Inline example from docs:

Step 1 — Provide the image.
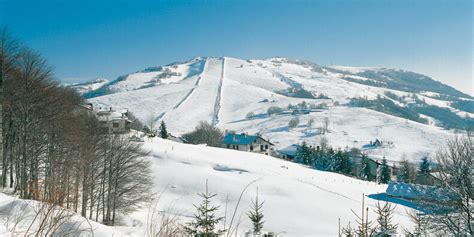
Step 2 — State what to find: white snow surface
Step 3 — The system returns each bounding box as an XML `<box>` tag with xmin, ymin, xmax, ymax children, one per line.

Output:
<box><xmin>87</xmin><ymin>57</ymin><xmax>461</xmax><ymax>163</ymax></box>
<box><xmin>0</xmin><ymin>138</ymin><xmax>415</xmax><ymax>236</ymax></box>
<box><xmin>68</xmin><ymin>78</ymin><xmax>109</xmax><ymax>95</ymax></box>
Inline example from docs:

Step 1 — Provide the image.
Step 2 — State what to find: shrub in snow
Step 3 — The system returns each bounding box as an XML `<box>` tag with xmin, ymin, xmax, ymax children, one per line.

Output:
<box><xmin>267</xmin><ymin>106</ymin><xmax>283</xmax><ymax>115</ymax></box>
<box><xmin>246</xmin><ymin>112</ymin><xmax>256</xmax><ymax>119</ymax></box>
<box><xmin>288</xmin><ymin>117</ymin><xmax>300</xmax><ymax>129</ymax></box>
<box><xmin>307</xmin><ymin>118</ymin><xmax>315</xmax><ymax>127</ymax></box>
<box><xmin>182</xmin><ymin>121</ymin><xmax>223</xmax><ymax>147</ymax></box>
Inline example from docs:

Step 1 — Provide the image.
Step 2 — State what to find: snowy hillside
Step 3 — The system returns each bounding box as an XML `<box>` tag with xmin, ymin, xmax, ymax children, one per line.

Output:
<box><xmin>68</xmin><ymin>78</ymin><xmax>110</xmax><ymax>95</ymax></box>
<box><xmin>0</xmin><ymin>138</ymin><xmax>416</xmax><ymax>236</ymax></box>
<box><xmin>85</xmin><ymin>57</ymin><xmax>472</xmax><ymax>163</ymax></box>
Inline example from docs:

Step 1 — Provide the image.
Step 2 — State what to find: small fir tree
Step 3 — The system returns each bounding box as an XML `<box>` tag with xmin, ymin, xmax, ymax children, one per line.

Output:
<box><xmin>418</xmin><ymin>156</ymin><xmax>430</xmax><ymax>175</ymax></box>
<box><xmin>247</xmin><ymin>189</ymin><xmax>265</xmax><ymax>234</ymax></box>
<box><xmin>295</xmin><ymin>141</ymin><xmax>313</xmax><ymax>165</ymax></box>
<box><xmin>360</xmin><ymin>154</ymin><xmax>374</xmax><ymax>181</ymax></box>
<box><xmin>185</xmin><ymin>181</ymin><xmax>224</xmax><ymax>236</ymax></box>
<box><xmin>396</xmin><ymin>159</ymin><xmax>411</xmax><ymax>183</ymax></box>
<box><xmin>374</xmin><ymin>202</ymin><xmax>398</xmax><ymax>236</ymax></box>
<box><xmin>159</xmin><ymin>120</ymin><xmax>169</xmax><ymax>139</ymax></box>
<box><xmin>340</xmin><ymin>152</ymin><xmax>353</xmax><ymax>175</ymax></box>
<box><xmin>376</xmin><ymin>157</ymin><xmax>391</xmax><ymax>184</ymax></box>
<box><xmin>341</xmin><ymin>223</ymin><xmax>355</xmax><ymax>237</ymax></box>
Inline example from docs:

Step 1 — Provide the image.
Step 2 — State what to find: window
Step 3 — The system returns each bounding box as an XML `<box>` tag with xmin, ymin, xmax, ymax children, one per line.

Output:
<box><xmin>265</xmin><ymin>145</ymin><xmax>268</xmax><ymax>150</ymax></box>
<box><xmin>260</xmin><ymin>145</ymin><xmax>264</xmax><ymax>150</ymax></box>
<box><xmin>113</xmin><ymin>123</ymin><xmax>119</xmax><ymax>128</ymax></box>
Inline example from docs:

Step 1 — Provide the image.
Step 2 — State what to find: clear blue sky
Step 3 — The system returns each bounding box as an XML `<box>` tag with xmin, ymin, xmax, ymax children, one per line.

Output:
<box><xmin>1</xmin><ymin>0</ymin><xmax>472</xmax><ymax>94</ymax></box>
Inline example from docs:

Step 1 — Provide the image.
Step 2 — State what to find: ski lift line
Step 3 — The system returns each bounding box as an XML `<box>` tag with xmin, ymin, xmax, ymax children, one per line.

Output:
<box><xmin>157</xmin><ymin>60</ymin><xmax>209</xmax><ymax>122</ymax></box>
<box><xmin>212</xmin><ymin>58</ymin><xmax>225</xmax><ymax>126</ymax></box>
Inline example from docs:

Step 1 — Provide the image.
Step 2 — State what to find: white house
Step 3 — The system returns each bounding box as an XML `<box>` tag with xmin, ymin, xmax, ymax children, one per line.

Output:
<box><xmin>221</xmin><ymin>133</ymin><xmax>273</xmax><ymax>155</ymax></box>
<box><xmin>95</xmin><ymin>107</ymin><xmax>132</xmax><ymax>134</ymax></box>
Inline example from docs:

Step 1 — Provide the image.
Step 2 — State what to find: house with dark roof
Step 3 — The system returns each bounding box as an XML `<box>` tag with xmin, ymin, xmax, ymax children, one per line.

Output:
<box><xmin>222</xmin><ymin>133</ymin><xmax>273</xmax><ymax>155</ymax></box>
<box><xmin>277</xmin><ymin>144</ymin><xmax>300</xmax><ymax>160</ymax></box>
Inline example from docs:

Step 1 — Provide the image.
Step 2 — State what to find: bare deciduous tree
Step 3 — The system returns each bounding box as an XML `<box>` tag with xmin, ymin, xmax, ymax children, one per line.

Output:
<box><xmin>1</xmin><ymin>30</ymin><xmax>152</xmax><ymax>229</ymax></box>
<box><xmin>428</xmin><ymin>134</ymin><xmax>473</xmax><ymax>235</ymax></box>
<box><xmin>182</xmin><ymin>121</ymin><xmax>223</xmax><ymax>147</ymax></box>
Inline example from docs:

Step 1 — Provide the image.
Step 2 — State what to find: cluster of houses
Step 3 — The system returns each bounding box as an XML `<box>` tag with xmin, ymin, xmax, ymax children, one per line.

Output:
<box><xmin>77</xmin><ymin>104</ymin><xmax>132</xmax><ymax>134</ymax></box>
<box><xmin>77</xmin><ymin>103</ymin><xmax>441</xmax><ymax>187</ymax></box>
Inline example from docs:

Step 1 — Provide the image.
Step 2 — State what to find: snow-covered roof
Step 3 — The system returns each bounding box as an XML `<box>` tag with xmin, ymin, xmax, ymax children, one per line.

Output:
<box><xmin>386</xmin><ymin>182</ymin><xmax>459</xmax><ymax>202</ymax></box>
<box><xmin>223</xmin><ymin>134</ymin><xmax>258</xmax><ymax>145</ymax></box>
<box><xmin>96</xmin><ymin>110</ymin><xmax>128</xmax><ymax>122</ymax></box>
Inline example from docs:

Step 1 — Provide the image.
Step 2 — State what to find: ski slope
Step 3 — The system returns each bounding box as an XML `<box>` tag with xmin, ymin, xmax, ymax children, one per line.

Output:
<box><xmin>87</xmin><ymin>57</ymin><xmax>466</xmax><ymax>164</ymax></box>
<box><xmin>162</xmin><ymin>58</ymin><xmax>224</xmax><ymax>132</ymax></box>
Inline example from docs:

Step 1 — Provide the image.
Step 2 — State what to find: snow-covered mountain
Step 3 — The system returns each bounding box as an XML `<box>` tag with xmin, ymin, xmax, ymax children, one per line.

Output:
<box><xmin>68</xmin><ymin>78</ymin><xmax>110</xmax><ymax>95</ymax></box>
<box><xmin>81</xmin><ymin>57</ymin><xmax>473</xmax><ymax>163</ymax></box>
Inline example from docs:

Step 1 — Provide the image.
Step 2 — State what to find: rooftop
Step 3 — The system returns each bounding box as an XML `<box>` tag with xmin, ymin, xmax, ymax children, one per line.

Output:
<box><xmin>277</xmin><ymin>144</ymin><xmax>300</xmax><ymax>156</ymax></box>
<box><xmin>222</xmin><ymin>133</ymin><xmax>258</xmax><ymax>145</ymax></box>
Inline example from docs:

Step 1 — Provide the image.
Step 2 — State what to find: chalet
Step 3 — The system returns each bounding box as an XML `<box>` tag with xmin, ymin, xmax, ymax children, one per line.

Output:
<box><xmin>277</xmin><ymin>144</ymin><xmax>300</xmax><ymax>160</ymax></box>
<box><xmin>168</xmin><ymin>134</ymin><xmax>185</xmax><ymax>143</ymax></box>
<box><xmin>368</xmin><ymin>182</ymin><xmax>460</xmax><ymax>213</ymax></box>
<box><xmin>222</xmin><ymin>133</ymin><xmax>273</xmax><ymax>155</ymax></box>
<box><xmin>351</xmin><ymin>155</ymin><xmax>398</xmax><ymax>180</ymax></box>
<box><xmin>95</xmin><ymin>107</ymin><xmax>132</xmax><ymax>134</ymax></box>
<box><xmin>415</xmin><ymin>172</ymin><xmax>442</xmax><ymax>186</ymax></box>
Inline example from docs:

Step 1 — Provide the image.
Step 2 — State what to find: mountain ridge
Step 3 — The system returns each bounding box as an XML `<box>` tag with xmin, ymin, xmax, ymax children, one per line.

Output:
<box><xmin>72</xmin><ymin>56</ymin><xmax>472</xmax><ymax>163</ymax></box>
<box><xmin>79</xmin><ymin>56</ymin><xmax>472</xmax><ymax>100</ymax></box>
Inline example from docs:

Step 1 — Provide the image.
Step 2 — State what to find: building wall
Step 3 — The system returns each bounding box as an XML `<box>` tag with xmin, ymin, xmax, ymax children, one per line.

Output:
<box><xmin>223</xmin><ymin>143</ymin><xmax>250</xmax><ymax>152</ymax></box>
<box><xmin>250</xmin><ymin>138</ymin><xmax>272</xmax><ymax>154</ymax></box>
<box><xmin>99</xmin><ymin>119</ymin><xmax>130</xmax><ymax>134</ymax></box>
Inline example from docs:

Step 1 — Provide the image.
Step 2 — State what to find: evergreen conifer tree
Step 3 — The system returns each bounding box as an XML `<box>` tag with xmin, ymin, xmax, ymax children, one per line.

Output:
<box><xmin>396</xmin><ymin>159</ymin><xmax>411</xmax><ymax>183</ymax></box>
<box><xmin>159</xmin><ymin>120</ymin><xmax>169</xmax><ymax>139</ymax></box>
<box><xmin>376</xmin><ymin>157</ymin><xmax>391</xmax><ymax>184</ymax></box>
<box><xmin>185</xmin><ymin>181</ymin><xmax>224</xmax><ymax>236</ymax></box>
<box><xmin>418</xmin><ymin>156</ymin><xmax>430</xmax><ymax>175</ymax></box>
<box><xmin>340</xmin><ymin>152</ymin><xmax>353</xmax><ymax>175</ymax></box>
<box><xmin>295</xmin><ymin>141</ymin><xmax>313</xmax><ymax>165</ymax></box>
<box><xmin>360</xmin><ymin>154</ymin><xmax>374</xmax><ymax>181</ymax></box>
<box><xmin>374</xmin><ymin>202</ymin><xmax>398</xmax><ymax>236</ymax></box>
<box><xmin>247</xmin><ymin>189</ymin><xmax>265</xmax><ymax>234</ymax></box>
<box><xmin>332</xmin><ymin>150</ymin><xmax>343</xmax><ymax>172</ymax></box>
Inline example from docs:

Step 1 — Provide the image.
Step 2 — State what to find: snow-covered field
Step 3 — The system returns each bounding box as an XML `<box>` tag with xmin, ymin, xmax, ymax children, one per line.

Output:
<box><xmin>87</xmin><ymin>57</ymin><xmax>464</xmax><ymax>164</ymax></box>
<box><xmin>0</xmin><ymin>138</ymin><xmax>416</xmax><ymax>236</ymax></box>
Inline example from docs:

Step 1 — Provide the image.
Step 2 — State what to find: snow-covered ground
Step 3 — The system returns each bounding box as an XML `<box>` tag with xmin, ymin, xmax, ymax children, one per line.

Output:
<box><xmin>88</xmin><ymin>56</ymin><xmax>464</xmax><ymax>164</ymax></box>
<box><xmin>68</xmin><ymin>78</ymin><xmax>110</xmax><ymax>95</ymax></box>
<box><xmin>0</xmin><ymin>138</ymin><xmax>416</xmax><ymax>236</ymax></box>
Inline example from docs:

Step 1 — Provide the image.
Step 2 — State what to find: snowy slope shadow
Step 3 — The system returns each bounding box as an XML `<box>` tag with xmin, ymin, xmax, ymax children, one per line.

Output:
<box><xmin>213</xmin><ymin>164</ymin><xmax>248</xmax><ymax>173</ymax></box>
